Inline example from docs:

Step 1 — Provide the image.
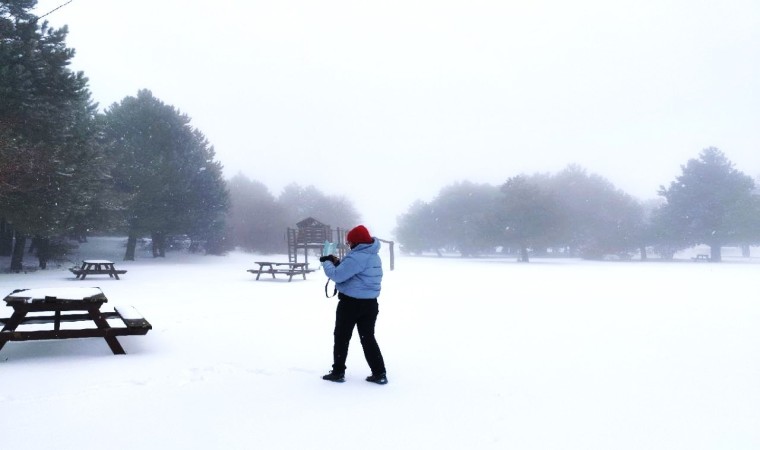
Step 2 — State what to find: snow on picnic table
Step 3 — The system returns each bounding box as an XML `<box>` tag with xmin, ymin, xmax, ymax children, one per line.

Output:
<box><xmin>5</xmin><ymin>286</ymin><xmax>104</xmax><ymax>301</ymax></box>
<box><xmin>1</xmin><ymin>239</ymin><xmax>759</xmax><ymax>450</ymax></box>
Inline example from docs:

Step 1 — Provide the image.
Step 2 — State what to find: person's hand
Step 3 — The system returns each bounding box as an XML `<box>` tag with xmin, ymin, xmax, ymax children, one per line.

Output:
<box><xmin>320</xmin><ymin>255</ymin><xmax>340</xmax><ymax>265</ymax></box>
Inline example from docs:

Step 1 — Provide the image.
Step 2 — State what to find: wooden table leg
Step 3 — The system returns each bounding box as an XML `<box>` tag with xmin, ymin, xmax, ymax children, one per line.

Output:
<box><xmin>78</xmin><ymin>262</ymin><xmax>88</xmax><ymax>279</ymax></box>
<box><xmin>0</xmin><ymin>309</ymin><xmax>28</xmax><ymax>352</ymax></box>
<box><xmin>87</xmin><ymin>306</ymin><xmax>126</xmax><ymax>355</ymax></box>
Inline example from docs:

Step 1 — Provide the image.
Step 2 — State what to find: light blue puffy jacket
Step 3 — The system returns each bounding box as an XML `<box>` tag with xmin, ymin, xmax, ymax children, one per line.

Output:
<box><xmin>322</xmin><ymin>238</ymin><xmax>383</xmax><ymax>299</ymax></box>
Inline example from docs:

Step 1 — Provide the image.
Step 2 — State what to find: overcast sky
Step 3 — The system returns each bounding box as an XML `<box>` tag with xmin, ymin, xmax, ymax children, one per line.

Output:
<box><xmin>33</xmin><ymin>0</ymin><xmax>760</xmax><ymax>238</ymax></box>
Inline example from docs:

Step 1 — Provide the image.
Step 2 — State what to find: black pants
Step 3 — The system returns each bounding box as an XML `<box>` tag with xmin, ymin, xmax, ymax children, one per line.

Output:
<box><xmin>332</xmin><ymin>294</ymin><xmax>386</xmax><ymax>375</ymax></box>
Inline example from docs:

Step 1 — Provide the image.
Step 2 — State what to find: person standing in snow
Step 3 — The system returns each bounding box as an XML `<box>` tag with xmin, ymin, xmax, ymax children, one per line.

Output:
<box><xmin>319</xmin><ymin>224</ymin><xmax>387</xmax><ymax>385</ymax></box>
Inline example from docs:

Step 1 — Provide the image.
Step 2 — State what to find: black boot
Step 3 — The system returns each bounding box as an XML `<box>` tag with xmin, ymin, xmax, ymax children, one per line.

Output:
<box><xmin>365</xmin><ymin>373</ymin><xmax>387</xmax><ymax>385</ymax></box>
<box><xmin>322</xmin><ymin>370</ymin><xmax>345</xmax><ymax>383</ymax></box>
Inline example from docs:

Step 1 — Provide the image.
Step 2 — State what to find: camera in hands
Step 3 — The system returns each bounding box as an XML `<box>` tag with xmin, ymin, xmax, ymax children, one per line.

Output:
<box><xmin>319</xmin><ymin>255</ymin><xmax>340</xmax><ymax>266</ymax></box>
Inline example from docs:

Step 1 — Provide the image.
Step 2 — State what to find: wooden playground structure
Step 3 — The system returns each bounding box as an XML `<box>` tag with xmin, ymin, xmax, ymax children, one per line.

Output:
<box><xmin>286</xmin><ymin>218</ymin><xmax>394</xmax><ymax>270</ymax></box>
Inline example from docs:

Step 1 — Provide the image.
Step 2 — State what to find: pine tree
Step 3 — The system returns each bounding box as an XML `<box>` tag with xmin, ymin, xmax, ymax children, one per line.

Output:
<box><xmin>1</xmin><ymin>1</ymin><xmax>105</xmax><ymax>270</ymax></box>
<box><xmin>657</xmin><ymin>147</ymin><xmax>760</xmax><ymax>261</ymax></box>
<box><xmin>548</xmin><ymin>165</ymin><xmax>644</xmax><ymax>259</ymax></box>
<box><xmin>500</xmin><ymin>175</ymin><xmax>559</xmax><ymax>262</ymax></box>
<box><xmin>102</xmin><ymin>90</ymin><xmax>229</xmax><ymax>259</ymax></box>
<box><xmin>226</xmin><ymin>174</ymin><xmax>287</xmax><ymax>253</ymax></box>
<box><xmin>277</xmin><ymin>183</ymin><xmax>360</xmax><ymax>230</ymax></box>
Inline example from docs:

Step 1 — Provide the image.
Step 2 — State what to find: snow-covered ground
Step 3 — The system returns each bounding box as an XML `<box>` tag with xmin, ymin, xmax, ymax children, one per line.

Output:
<box><xmin>1</xmin><ymin>238</ymin><xmax>758</xmax><ymax>449</ymax></box>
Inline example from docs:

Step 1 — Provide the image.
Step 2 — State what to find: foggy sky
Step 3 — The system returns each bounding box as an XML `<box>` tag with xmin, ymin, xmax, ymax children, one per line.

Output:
<box><xmin>33</xmin><ymin>0</ymin><xmax>760</xmax><ymax>238</ymax></box>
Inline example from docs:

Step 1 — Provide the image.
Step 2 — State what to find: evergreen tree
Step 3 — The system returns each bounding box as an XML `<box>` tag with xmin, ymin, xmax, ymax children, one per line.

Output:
<box><xmin>549</xmin><ymin>165</ymin><xmax>644</xmax><ymax>259</ymax></box>
<box><xmin>499</xmin><ymin>175</ymin><xmax>559</xmax><ymax>262</ymax></box>
<box><xmin>1</xmin><ymin>1</ymin><xmax>105</xmax><ymax>270</ymax></box>
<box><xmin>226</xmin><ymin>173</ymin><xmax>287</xmax><ymax>253</ymax></box>
<box><xmin>657</xmin><ymin>147</ymin><xmax>760</xmax><ymax>261</ymax></box>
<box><xmin>394</xmin><ymin>200</ymin><xmax>439</xmax><ymax>255</ymax></box>
<box><xmin>102</xmin><ymin>90</ymin><xmax>229</xmax><ymax>259</ymax></box>
<box><xmin>277</xmin><ymin>183</ymin><xmax>360</xmax><ymax>230</ymax></box>
<box><xmin>648</xmin><ymin>200</ymin><xmax>688</xmax><ymax>259</ymax></box>
<box><xmin>180</xmin><ymin>128</ymin><xmax>230</xmax><ymax>254</ymax></box>
<box><xmin>427</xmin><ymin>181</ymin><xmax>501</xmax><ymax>256</ymax></box>
<box><xmin>635</xmin><ymin>198</ymin><xmax>665</xmax><ymax>260</ymax></box>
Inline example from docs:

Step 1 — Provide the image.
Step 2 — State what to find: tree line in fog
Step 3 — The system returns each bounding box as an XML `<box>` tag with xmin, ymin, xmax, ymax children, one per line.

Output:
<box><xmin>395</xmin><ymin>148</ymin><xmax>760</xmax><ymax>262</ymax></box>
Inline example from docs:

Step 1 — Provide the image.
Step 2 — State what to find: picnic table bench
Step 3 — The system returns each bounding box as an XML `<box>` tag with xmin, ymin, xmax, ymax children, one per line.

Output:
<box><xmin>248</xmin><ymin>261</ymin><xmax>315</xmax><ymax>282</ymax></box>
<box><xmin>692</xmin><ymin>254</ymin><xmax>710</xmax><ymax>262</ymax></box>
<box><xmin>0</xmin><ymin>287</ymin><xmax>151</xmax><ymax>355</ymax></box>
<box><xmin>70</xmin><ymin>259</ymin><xmax>127</xmax><ymax>280</ymax></box>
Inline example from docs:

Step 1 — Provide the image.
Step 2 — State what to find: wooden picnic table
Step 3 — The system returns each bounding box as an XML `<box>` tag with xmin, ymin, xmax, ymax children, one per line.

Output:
<box><xmin>0</xmin><ymin>287</ymin><xmax>151</xmax><ymax>355</ymax></box>
<box><xmin>70</xmin><ymin>259</ymin><xmax>127</xmax><ymax>280</ymax></box>
<box><xmin>248</xmin><ymin>261</ymin><xmax>315</xmax><ymax>282</ymax></box>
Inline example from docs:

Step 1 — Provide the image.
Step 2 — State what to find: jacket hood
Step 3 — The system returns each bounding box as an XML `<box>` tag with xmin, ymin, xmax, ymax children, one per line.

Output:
<box><xmin>353</xmin><ymin>237</ymin><xmax>381</xmax><ymax>254</ymax></box>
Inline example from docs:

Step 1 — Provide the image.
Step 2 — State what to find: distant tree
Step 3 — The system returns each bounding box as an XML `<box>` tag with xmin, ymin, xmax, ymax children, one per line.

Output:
<box><xmin>549</xmin><ymin>165</ymin><xmax>644</xmax><ymax>259</ymax></box>
<box><xmin>277</xmin><ymin>183</ymin><xmax>360</xmax><ymax>230</ymax></box>
<box><xmin>657</xmin><ymin>147</ymin><xmax>760</xmax><ymax>261</ymax></box>
<box><xmin>278</xmin><ymin>184</ymin><xmax>322</xmax><ymax>224</ymax></box>
<box><xmin>316</xmin><ymin>194</ymin><xmax>362</xmax><ymax>232</ymax></box>
<box><xmin>394</xmin><ymin>200</ymin><xmax>440</xmax><ymax>255</ymax></box>
<box><xmin>634</xmin><ymin>198</ymin><xmax>663</xmax><ymax>260</ymax></box>
<box><xmin>0</xmin><ymin>2</ymin><xmax>105</xmax><ymax>270</ymax></box>
<box><xmin>181</xmin><ymin>128</ymin><xmax>230</xmax><ymax>254</ymax></box>
<box><xmin>427</xmin><ymin>181</ymin><xmax>501</xmax><ymax>256</ymax></box>
<box><xmin>499</xmin><ymin>175</ymin><xmax>559</xmax><ymax>262</ymax></box>
<box><xmin>648</xmin><ymin>202</ymin><xmax>689</xmax><ymax>259</ymax></box>
<box><xmin>226</xmin><ymin>173</ymin><xmax>287</xmax><ymax>253</ymax></box>
<box><xmin>102</xmin><ymin>90</ymin><xmax>229</xmax><ymax>259</ymax></box>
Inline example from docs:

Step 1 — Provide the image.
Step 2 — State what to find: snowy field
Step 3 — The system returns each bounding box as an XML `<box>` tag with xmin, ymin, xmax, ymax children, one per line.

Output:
<box><xmin>1</xmin><ymin>237</ymin><xmax>759</xmax><ymax>450</ymax></box>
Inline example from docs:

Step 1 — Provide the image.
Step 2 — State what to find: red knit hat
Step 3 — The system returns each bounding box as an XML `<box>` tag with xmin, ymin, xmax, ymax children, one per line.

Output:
<box><xmin>346</xmin><ymin>225</ymin><xmax>372</xmax><ymax>245</ymax></box>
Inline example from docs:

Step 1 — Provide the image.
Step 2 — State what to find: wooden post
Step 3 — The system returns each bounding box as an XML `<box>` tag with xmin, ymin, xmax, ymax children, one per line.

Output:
<box><xmin>378</xmin><ymin>238</ymin><xmax>395</xmax><ymax>271</ymax></box>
